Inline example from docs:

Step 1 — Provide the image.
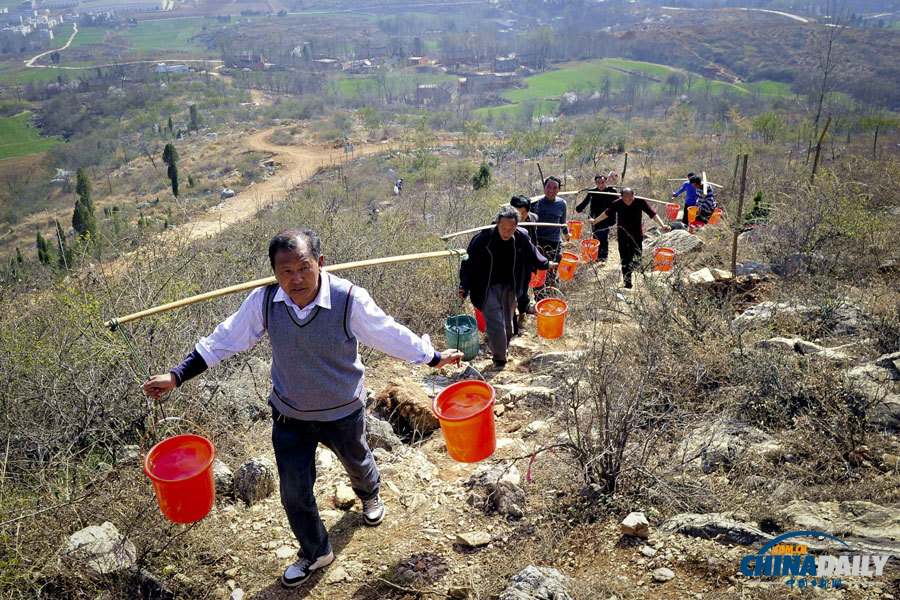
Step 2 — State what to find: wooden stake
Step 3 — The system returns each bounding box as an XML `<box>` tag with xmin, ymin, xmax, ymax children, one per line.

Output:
<box><xmin>621</xmin><ymin>153</ymin><xmax>628</xmax><ymax>183</ymax></box>
<box><xmin>104</xmin><ymin>248</ymin><xmax>466</xmax><ymax>328</ymax></box>
<box><xmin>537</xmin><ymin>162</ymin><xmax>545</xmax><ymax>186</ymax></box>
<box><xmin>730</xmin><ymin>154</ymin><xmax>749</xmax><ymax>277</ymax></box>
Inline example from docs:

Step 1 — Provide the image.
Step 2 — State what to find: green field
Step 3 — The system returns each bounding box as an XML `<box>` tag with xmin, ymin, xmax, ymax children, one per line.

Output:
<box><xmin>0</xmin><ymin>112</ymin><xmax>62</xmax><ymax>160</ymax></box>
<box><xmin>117</xmin><ymin>18</ymin><xmax>213</xmax><ymax>53</ymax></box>
<box><xmin>0</xmin><ymin>67</ymin><xmax>92</xmax><ymax>83</ymax></box>
<box><xmin>51</xmin><ymin>24</ymin><xmax>107</xmax><ymax>49</ymax></box>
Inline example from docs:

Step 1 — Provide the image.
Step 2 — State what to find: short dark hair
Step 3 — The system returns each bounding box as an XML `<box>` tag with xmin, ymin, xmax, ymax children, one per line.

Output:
<box><xmin>689</xmin><ymin>175</ymin><xmax>702</xmax><ymax>185</ymax></box>
<box><xmin>269</xmin><ymin>228</ymin><xmax>321</xmax><ymax>269</ymax></box>
<box><xmin>543</xmin><ymin>175</ymin><xmax>561</xmax><ymax>187</ymax></box>
<box><xmin>510</xmin><ymin>194</ymin><xmax>531</xmax><ymax>209</ymax></box>
<box><xmin>496</xmin><ymin>204</ymin><xmax>520</xmax><ymax>222</ymax></box>
<box><xmin>687</xmin><ymin>172</ymin><xmax>696</xmax><ymax>179</ymax></box>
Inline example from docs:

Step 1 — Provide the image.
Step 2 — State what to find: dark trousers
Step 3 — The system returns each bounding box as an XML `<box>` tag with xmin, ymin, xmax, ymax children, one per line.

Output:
<box><xmin>618</xmin><ymin>236</ymin><xmax>642</xmax><ymax>286</ymax></box>
<box><xmin>592</xmin><ymin>226</ymin><xmax>610</xmax><ymax>261</ymax></box>
<box><xmin>535</xmin><ymin>238</ymin><xmax>561</xmax><ymax>299</ymax></box>
<box><xmin>483</xmin><ymin>283</ymin><xmax>516</xmax><ymax>362</ymax></box>
<box><xmin>271</xmin><ymin>405</ymin><xmax>379</xmax><ymax>561</ymax></box>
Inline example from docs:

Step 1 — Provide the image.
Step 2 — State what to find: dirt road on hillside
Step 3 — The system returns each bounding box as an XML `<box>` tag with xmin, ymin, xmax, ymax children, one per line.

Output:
<box><xmin>178</xmin><ymin>129</ymin><xmax>397</xmax><ymax>241</ymax></box>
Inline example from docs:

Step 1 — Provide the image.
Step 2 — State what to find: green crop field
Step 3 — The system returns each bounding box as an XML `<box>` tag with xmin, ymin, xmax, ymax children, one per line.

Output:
<box><xmin>51</xmin><ymin>25</ymin><xmax>107</xmax><ymax>49</ymax></box>
<box><xmin>118</xmin><ymin>18</ymin><xmax>213</xmax><ymax>53</ymax></box>
<box><xmin>0</xmin><ymin>67</ymin><xmax>92</xmax><ymax>83</ymax></box>
<box><xmin>501</xmin><ymin>61</ymin><xmax>628</xmax><ymax>103</ymax></box>
<box><xmin>0</xmin><ymin>112</ymin><xmax>62</xmax><ymax>160</ymax></box>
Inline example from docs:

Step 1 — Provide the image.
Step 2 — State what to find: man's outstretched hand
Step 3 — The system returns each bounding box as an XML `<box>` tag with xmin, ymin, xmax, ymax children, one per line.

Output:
<box><xmin>141</xmin><ymin>373</ymin><xmax>177</xmax><ymax>400</ymax></box>
<box><xmin>436</xmin><ymin>349</ymin><xmax>465</xmax><ymax>368</ymax></box>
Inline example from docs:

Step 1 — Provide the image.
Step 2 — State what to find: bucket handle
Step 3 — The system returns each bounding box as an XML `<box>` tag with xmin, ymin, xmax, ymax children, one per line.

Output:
<box><xmin>140</xmin><ymin>416</ymin><xmax>212</xmax><ymax>465</ymax></box>
<box><xmin>540</xmin><ymin>286</ymin><xmax>564</xmax><ymax>301</ymax></box>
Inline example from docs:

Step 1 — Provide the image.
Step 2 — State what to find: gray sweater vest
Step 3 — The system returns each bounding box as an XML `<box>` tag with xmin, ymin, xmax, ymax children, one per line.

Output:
<box><xmin>263</xmin><ymin>276</ymin><xmax>365</xmax><ymax>422</ymax></box>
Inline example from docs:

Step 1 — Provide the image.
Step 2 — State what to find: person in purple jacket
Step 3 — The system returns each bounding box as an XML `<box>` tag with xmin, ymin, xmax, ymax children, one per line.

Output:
<box><xmin>142</xmin><ymin>228</ymin><xmax>463</xmax><ymax>588</ymax></box>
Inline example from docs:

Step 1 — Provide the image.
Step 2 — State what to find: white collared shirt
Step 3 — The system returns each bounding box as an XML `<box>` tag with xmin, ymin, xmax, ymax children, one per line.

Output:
<box><xmin>195</xmin><ymin>272</ymin><xmax>436</xmax><ymax>368</ymax></box>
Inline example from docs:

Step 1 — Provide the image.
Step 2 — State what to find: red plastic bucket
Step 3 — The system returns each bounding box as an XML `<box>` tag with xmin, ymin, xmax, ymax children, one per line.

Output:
<box><xmin>535</xmin><ymin>297</ymin><xmax>568</xmax><ymax>339</ymax></box>
<box><xmin>666</xmin><ymin>203</ymin><xmax>679</xmax><ymax>220</ymax></box>
<box><xmin>581</xmin><ymin>239</ymin><xmax>600</xmax><ymax>262</ymax></box>
<box><xmin>708</xmin><ymin>208</ymin><xmax>722</xmax><ymax>225</ymax></box>
<box><xmin>653</xmin><ymin>247</ymin><xmax>675</xmax><ymax>272</ymax></box>
<box><xmin>143</xmin><ymin>419</ymin><xmax>216</xmax><ymax>524</ymax></box>
<box><xmin>432</xmin><ymin>380</ymin><xmax>496</xmax><ymax>463</ymax></box>
<box><xmin>567</xmin><ymin>220</ymin><xmax>583</xmax><ymax>239</ymax></box>
<box><xmin>529</xmin><ymin>269</ymin><xmax>547</xmax><ymax>288</ymax></box>
<box><xmin>558</xmin><ymin>252</ymin><xmax>579</xmax><ymax>281</ymax></box>
<box><xmin>474</xmin><ymin>308</ymin><xmax>486</xmax><ymax>332</ymax></box>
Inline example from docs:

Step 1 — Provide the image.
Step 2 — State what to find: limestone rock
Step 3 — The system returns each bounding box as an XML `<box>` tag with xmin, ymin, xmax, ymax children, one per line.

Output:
<box><xmin>273</xmin><ymin>545</ymin><xmax>296</xmax><ymax>559</ymax></box>
<box><xmin>234</xmin><ymin>457</ymin><xmax>277</xmax><ymax>504</ymax></box>
<box><xmin>366</xmin><ymin>413</ymin><xmax>402</xmax><ymax>451</ymax></box>
<box><xmin>652</xmin><ymin>567</ymin><xmax>675</xmax><ymax>583</ymax></box>
<box><xmin>621</xmin><ymin>512</ymin><xmax>650</xmax><ymax>538</ymax></box>
<box><xmin>652</xmin><ymin>229</ymin><xmax>703</xmax><ymax>254</ymax></box>
<box><xmin>687</xmin><ymin>268</ymin><xmax>716</xmax><ymax>285</ymax></box>
<box><xmin>735</xmin><ymin>260</ymin><xmax>772</xmax><ymax>276</ymax></box>
<box><xmin>779</xmin><ymin>500</ymin><xmax>900</xmax><ymax>542</ymax></box>
<box><xmin>657</xmin><ymin>513</ymin><xmax>770</xmax><ymax>546</ymax></box>
<box><xmin>230</xmin><ymin>589</ymin><xmax>245</xmax><ymax>600</ymax></box>
<box><xmin>523</xmin><ymin>420</ymin><xmax>549</xmax><ymax>437</ymax></box>
<box><xmin>754</xmin><ymin>337</ymin><xmax>852</xmax><ymax>361</ymax></box>
<box><xmin>212</xmin><ymin>459</ymin><xmax>233</xmax><ymax>496</ymax></box>
<box><xmin>846</xmin><ymin>351</ymin><xmax>900</xmax><ymax>431</ymax></box>
<box><xmin>471</xmin><ymin>464</ymin><xmax>521</xmax><ymax>487</ymax></box>
<box><xmin>316</xmin><ymin>447</ymin><xmax>336</xmax><ymax>469</ymax></box>
<box><xmin>499</xmin><ymin>566</ymin><xmax>573</xmax><ymax>600</ymax></box>
<box><xmin>710</xmin><ymin>268</ymin><xmax>733</xmax><ymax>281</ymax></box>
<box><xmin>679</xmin><ymin>419</ymin><xmax>782</xmax><ymax>473</ymax></box>
<box><xmin>640</xmin><ymin>545</ymin><xmax>657</xmax><ymax>558</ymax></box>
<box><xmin>374</xmin><ymin>378</ymin><xmax>440</xmax><ymax>433</ymax></box>
<box><xmin>325</xmin><ymin>565</ymin><xmax>351</xmax><ymax>584</ymax></box>
<box><xmin>333</xmin><ymin>484</ymin><xmax>357</xmax><ymax>509</ymax></box>
<box><xmin>63</xmin><ymin>522</ymin><xmax>137</xmax><ymax>577</ymax></box>
<box><xmin>495</xmin><ymin>384</ymin><xmax>556</xmax><ymax>406</ymax></box>
<box><xmin>468</xmin><ymin>466</ymin><xmax>526</xmax><ymax>519</ymax></box>
<box><xmin>734</xmin><ymin>300</ymin><xmax>864</xmax><ymax>335</ymax></box>
<box><xmin>456</xmin><ymin>531</ymin><xmax>491</xmax><ymax>548</ymax></box>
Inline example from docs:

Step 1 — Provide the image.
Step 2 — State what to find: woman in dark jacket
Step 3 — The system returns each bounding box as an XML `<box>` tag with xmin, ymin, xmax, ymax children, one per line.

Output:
<box><xmin>459</xmin><ymin>205</ymin><xmax>551</xmax><ymax>367</ymax></box>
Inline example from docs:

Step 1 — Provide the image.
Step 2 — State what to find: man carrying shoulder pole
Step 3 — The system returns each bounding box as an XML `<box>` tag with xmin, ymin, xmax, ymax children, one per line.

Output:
<box><xmin>141</xmin><ymin>228</ymin><xmax>463</xmax><ymax>588</ymax></box>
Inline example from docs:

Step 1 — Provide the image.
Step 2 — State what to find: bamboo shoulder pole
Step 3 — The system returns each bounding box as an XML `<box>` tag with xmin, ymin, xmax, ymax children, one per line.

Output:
<box><xmin>561</xmin><ymin>190</ymin><xmax>669</xmax><ymax>206</ymax></box>
<box><xmin>440</xmin><ymin>222</ymin><xmax>567</xmax><ymax>241</ymax></box>
<box><xmin>104</xmin><ymin>248</ymin><xmax>466</xmax><ymax>328</ymax></box>
<box><xmin>667</xmin><ymin>179</ymin><xmax>723</xmax><ymax>188</ymax></box>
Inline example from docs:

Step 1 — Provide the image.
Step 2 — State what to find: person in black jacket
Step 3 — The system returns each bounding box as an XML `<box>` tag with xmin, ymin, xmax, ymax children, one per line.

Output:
<box><xmin>510</xmin><ymin>194</ymin><xmax>539</xmax><ymax>324</ymax></box>
<box><xmin>459</xmin><ymin>205</ymin><xmax>552</xmax><ymax>368</ymax></box>
<box><xmin>574</xmin><ymin>173</ymin><xmax>618</xmax><ymax>262</ymax></box>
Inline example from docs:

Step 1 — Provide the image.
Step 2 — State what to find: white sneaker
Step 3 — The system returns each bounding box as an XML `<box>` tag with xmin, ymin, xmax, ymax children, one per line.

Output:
<box><xmin>281</xmin><ymin>550</ymin><xmax>334</xmax><ymax>587</ymax></box>
<box><xmin>362</xmin><ymin>494</ymin><xmax>385</xmax><ymax>526</ymax></box>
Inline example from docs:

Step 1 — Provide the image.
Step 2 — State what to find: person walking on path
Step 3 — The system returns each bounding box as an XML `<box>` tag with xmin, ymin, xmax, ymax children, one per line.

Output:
<box><xmin>458</xmin><ymin>205</ymin><xmax>551</xmax><ymax>368</ymax></box>
<box><xmin>141</xmin><ymin>228</ymin><xmax>463</xmax><ymax>588</ymax></box>
<box><xmin>591</xmin><ymin>188</ymin><xmax>671</xmax><ymax>289</ymax></box>
<box><xmin>531</xmin><ymin>176</ymin><xmax>568</xmax><ymax>298</ymax></box>
<box><xmin>575</xmin><ymin>173</ymin><xmax>618</xmax><ymax>262</ymax></box>
<box><xmin>671</xmin><ymin>172</ymin><xmax>699</xmax><ymax>225</ymax></box>
<box><xmin>510</xmin><ymin>194</ymin><xmax>539</xmax><ymax>325</ymax></box>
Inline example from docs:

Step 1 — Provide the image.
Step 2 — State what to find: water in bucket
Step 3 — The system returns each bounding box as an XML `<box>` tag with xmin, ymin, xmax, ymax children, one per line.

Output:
<box><xmin>558</xmin><ymin>252</ymin><xmax>579</xmax><ymax>281</ymax></box>
<box><xmin>144</xmin><ymin>432</ymin><xmax>216</xmax><ymax>524</ymax></box>
<box><xmin>433</xmin><ymin>380</ymin><xmax>496</xmax><ymax>463</ymax></box>
<box><xmin>654</xmin><ymin>247</ymin><xmax>675</xmax><ymax>272</ymax></box>
<box><xmin>535</xmin><ymin>298</ymin><xmax>568</xmax><ymax>339</ymax></box>
<box><xmin>666</xmin><ymin>203</ymin><xmax>679</xmax><ymax>220</ymax></box>
<box><xmin>567</xmin><ymin>220</ymin><xmax>583</xmax><ymax>239</ymax></box>
<box><xmin>445</xmin><ymin>315</ymin><xmax>479</xmax><ymax>361</ymax></box>
<box><xmin>581</xmin><ymin>239</ymin><xmax>600</xmax><ymax>262</ymax></box>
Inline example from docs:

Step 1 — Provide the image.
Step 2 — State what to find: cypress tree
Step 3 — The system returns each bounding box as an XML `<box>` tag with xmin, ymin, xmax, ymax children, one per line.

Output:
<box><xmin>72</xmin><ymin>197</ymin><xmax>97</xmax><ymax>238</ymax></box>
<box><xmin>36</xmin><ymin>232</ymin><xmax>52</xmax><ymax>265</ymax></box>
<box><xmin>75</xmin><ymin>168</ymin><xmax>93</xmax><ymax>212</ymax></box>
<box><xmin>189</xmin><ymin>104</ymin><xmax>201</xmax><ymax>132</ymax></box>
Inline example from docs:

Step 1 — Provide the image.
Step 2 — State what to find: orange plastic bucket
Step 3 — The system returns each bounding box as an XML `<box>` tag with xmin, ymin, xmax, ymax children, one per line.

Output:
<box><xmin>474</xmin><ymin>308</ymin><xmax>486</xmax><ymax>332</ymax></box>
<box><xmin>558</xmin><ymin>252</ymin><xmax>579</xmax><ymax>281</ymax></box>
<box><xmin>143</xmin><ymin>418</ymin><xmax>216</xmax><ymax>524</ymax></box>
<box><xmin>581</xmin><ymin>238</ymin><xmax>600</xmax><ymax>262</ymax></box>
<box><xmin>432</xmin><ymin>380</ymin><xmax>496</xmax><ymax>463</ymax></box>
<box><xmin>687</xmin><ymin>205</ymin><xmax>698</xmax><ymax>223</ymax></box>
<box><xmin>529</xmin><ymin>269</ymin><xmax>547</xmax><ymax>288</ymax></box>
<box><xmin>666</xmin><ymin>203</ymin><xmax>679</xmax><ymax>220</ymax></box>
<box><xmin>653</xmin><ymin>247</ymin><xmax>675</xmax><ymax>272</ymax></box>
<box><xmin>535</xmin><ymin>297</ymin><xmax>568</xmax><ymax>339</ymax></box>
<box><xmin>708</xmin><ymin>208</ymin><xmax>722</xmax><ymax>225</ymax></box>
<box><xmin>567</xmin><ymin>220</ymin><xmax>583</xmax><ymax>239</ymax></box>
